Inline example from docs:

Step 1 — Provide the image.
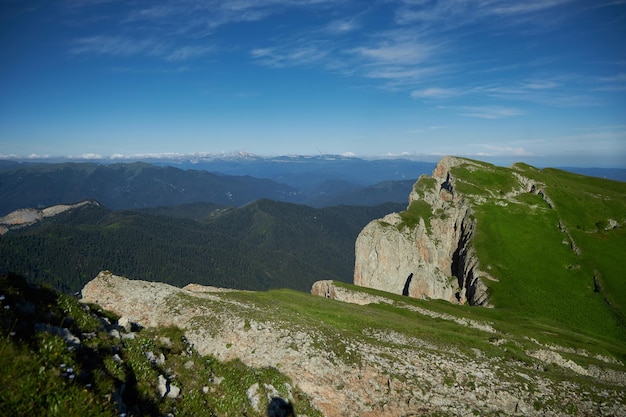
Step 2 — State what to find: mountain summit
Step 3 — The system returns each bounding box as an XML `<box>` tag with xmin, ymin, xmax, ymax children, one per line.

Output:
<box><xmin>354</xmin><ymin>156</ymin><xmax>626</xmax><ymax>336</ymax></box>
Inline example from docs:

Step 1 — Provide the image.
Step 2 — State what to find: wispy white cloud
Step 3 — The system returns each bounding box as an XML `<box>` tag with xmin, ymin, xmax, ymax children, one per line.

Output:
<box><xmin>70</xmin><ymin>35</ymin><xmax>167</xmax><ymax>57</ymax></box>
<box><xmin>68</xmin><ymin>153</ymin><xmax>103</xmax><ymax>159</ymax></box>
<box><xmin>70</xmin><ymin>35</ymin><xmax>214</xmax><ymax>62</ymax></box>
<box><xmin>351</xmin><ymin>41</ymin><xmax>431</xmax><ymax>65</ymax></box>
<box><xmin>594</xmin><ymin>72</ymin><xmax>626</xmax><ymax>91</ymax></box>
<box><xmin>469</xmin><ymin>76</ymin><xmax>603</xmax><ymax>107</ymax></box>
<box><xmin>64</xmin><ymin>0</ymin><xmax>622</xmax><ymax>110</ymax></box>
<box><xmin>407</xmin><ymin>125</ymin><xmax>447</xmax><ymax>134</ymax></box>
<box><xmin>454</xmin><ymin>105</ymin><xmax>524</xmax><ymax>119</ymax></box>
<box><xmin>519</xmin><ymin>79</ymin><xmax>561</xmax><ymax>90</ymax></box>
<box><xmin>395</xmin><ymin>0</ymin><xmax>579</xmax><ymax>29</ymax></box>
<box><xmin>487</xmin><ymin>0</ymin><xmax>574</xmax><ymax>16</ymax></box>
<box><xmin>64</xmin><ymin>0</ymin><xmax>121</xmax><ymax>8</ymax></box>
<box><xmin>250</xmin><ymin>43</ymin><xmax>330</xmax><ymax>68</ymax></box>
<box><xmin>411</xmin><ymin>87</ymin><xmax>460</xmax><ymax>99</ymax></box>
<box><xmin>474</xmin><ymin>144</ymin><xmax>534</xmax><ymax>157</ymax></box>
<box><xmin>166</xmin><ymin>45</ymin><xmax>214</xmax><ymax>61</ymax></box>
<box><xmin>325</xmin><ymin>18</ymin><xmax>358</xmax><ymax>34</ymax></box>
<box><xmin>558</xmin><ymin>126</ymin><xmax>626</xmax><ymax>143</ymax></box>
<box><xmin>68</xmin><ymin>0</ymin><xmax>342</xmax><ymax>66</ymax></box>
<box><xmin>340</xmin><ymin>29</ymin><xmax>446</xmax><ymax>89</ymax></box>
<box><xmin>123</xmin><ymin>0</ymin><xmax>339</xmax><ymax>31</ymax></box>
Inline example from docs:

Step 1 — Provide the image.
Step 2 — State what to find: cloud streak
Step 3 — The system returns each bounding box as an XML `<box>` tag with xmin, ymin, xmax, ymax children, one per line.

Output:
<box><xmin>394</xmin><ymin>0</ymin><xmax>579</xmax><ymax>28</ymax></box>
<box><xmin>70</xmin><ymin>35</ymin><xmax>214</xmax><ymax>62</ymax></box>
<box><xmin>411</xmin><ymin>87</ymin><xmax>460</xmax><ymax>99</ymax></box>
<box><xmin>456</xmin><ymin>105</ymin><xmax>524</xmax><ymax>119</ymax></box>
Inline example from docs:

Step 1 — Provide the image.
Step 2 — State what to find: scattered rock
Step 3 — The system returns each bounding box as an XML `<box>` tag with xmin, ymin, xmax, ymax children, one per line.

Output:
<box><xmin>159</xmin><ymin>336</ymin><xmax>173</xmax><ymax>349</ymax></box>
<box><xmin>117</xmin><ymin>316</ymin><xmax>132</xmax><ymax>332</ymax></box>
<box><xmin>145</xmin><ymin>351</ymin><xmax>157</xmax><ymax>364</ymax></box>
<box><xmin>157</xmin><ymin>374</ymin><xmax>180</xmax><ymax>399</ymax></box>
<box><xmin>246</xmin><ymin>383</ymin><xmax>262</xmax><ymax>411</ymax></box>
<box><xmin>34</xmin><ymin>323</ymin><xmax>80</xmax><ymax>345</ymax></box>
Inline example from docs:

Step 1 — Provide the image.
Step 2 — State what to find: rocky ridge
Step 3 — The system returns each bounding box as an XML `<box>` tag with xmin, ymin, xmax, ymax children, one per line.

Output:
<box><xmin>0</xmin><ymin>200</ymin><xmax>98</xmax><ymax>235</ymax></box>
<box><xmin>81</xmin><ymin>271</ymin><xmax>626</xmax><ymax>416</ymax></box>
<box><xmin>353</xmin><ymin>156</ymin><xmax>558</xmax><ymax>305</ymax></box>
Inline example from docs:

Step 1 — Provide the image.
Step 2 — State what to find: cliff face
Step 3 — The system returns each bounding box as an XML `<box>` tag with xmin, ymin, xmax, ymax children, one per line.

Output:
<box><xmin>354</xmin><ymin>156</ymin><xmax>490</xmax><ymax>305</ymax></box>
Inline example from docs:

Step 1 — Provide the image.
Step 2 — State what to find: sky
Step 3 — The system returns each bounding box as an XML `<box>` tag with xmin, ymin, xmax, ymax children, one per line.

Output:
<box><xmin>1</xmin><ymin>0</ymin><xmax>625</xmax><ymax>167</ymax></box>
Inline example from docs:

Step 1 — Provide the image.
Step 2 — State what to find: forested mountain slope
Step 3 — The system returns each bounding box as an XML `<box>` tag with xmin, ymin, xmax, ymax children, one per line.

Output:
<box><xmin>0</xmin><ymin>200</ymin><xmax>403</xmax><ymax>293</ymax></box>
<box><xmin>0</xmin><ymin>162</ymin><xmax>301</xmax><ymax>215</ymax></box>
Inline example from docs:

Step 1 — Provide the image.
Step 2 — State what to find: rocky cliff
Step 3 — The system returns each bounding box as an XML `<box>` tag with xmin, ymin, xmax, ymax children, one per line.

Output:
<box><xmin>354</xmin><ymin>155</ymin><xmax>569</xmax><ymax>306</ymax></box>
<box><xmin>354</xmin><ymin>156</ymin><xmax>491</xmax><ymax>305</ymax></box>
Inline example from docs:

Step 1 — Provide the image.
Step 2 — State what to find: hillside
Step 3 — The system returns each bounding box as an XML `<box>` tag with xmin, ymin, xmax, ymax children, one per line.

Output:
<box><xmin>0</xmin><ymin>162</ymin><xmax>301</xmax><ymax>215</ymax></box>
<box><xmin>355</xmin><ymin>156</ymin><xmax>626</xmax><ymax>345</ymax></box>
<box><xmin>0</xmin><ymin>200</ymin><xmax>404</xmax><ymax>293</ymax></box>
<box><xmin>0</xmin><ymin>273</ymin><xmax>321</xmax><ymax>416</ymax></box>
<box><xmin>4</xmin><ymin>270</ymin><xmax>624</xmax><ymax>416</ymax></box>
<box><xmin>41</xmin><ymin>271</ymin><xmax>626</xmax><ymax>416</ymax></box>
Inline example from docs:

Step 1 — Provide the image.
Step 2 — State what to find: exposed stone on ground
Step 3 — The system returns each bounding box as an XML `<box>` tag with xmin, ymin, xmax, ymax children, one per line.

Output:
<box><xmin>247</xmin><ymin>383</ymin><xmax>289</xmax><ymax>414</ymax></box>
<box><xmin>311</xmin><ymin>280</ymin><xmax>392</xmax><ymax>305</ymax></box>
<box><xmin>82</xmin><ymin>271</ymin><xmax>626</xmax><ymax>417</ymax></box>
<box><xmin>34</xmin><ymin>323</ymin><xmax>81</xmax><ymax>345</ymax></box>
<box><xmin>117</xmin><ymin>316</ymin><xmax>132</xmax><ymax>332</ymax></box>
<box><xmin>158</xmin><ymin>374</ymin><xmax>181</xmax><ymax>399</ymax></box>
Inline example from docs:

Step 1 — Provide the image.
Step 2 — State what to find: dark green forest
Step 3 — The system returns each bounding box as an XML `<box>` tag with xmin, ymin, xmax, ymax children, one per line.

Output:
<box><xmin>0</xmin><ymin>201</ymin><xmax>404</xmax><ymax>293</ymax></box>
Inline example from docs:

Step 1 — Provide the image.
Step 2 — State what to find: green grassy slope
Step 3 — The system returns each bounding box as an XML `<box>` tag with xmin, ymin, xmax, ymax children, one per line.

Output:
<box><xmin>447</xmin><ymin>159</ymin><xmax>626</xmax><ymax>344</ymax></box>
<box><xmin>0</xmin><ymin>274</ymin><xmax>320</xmax><ymax>416</ymax></box>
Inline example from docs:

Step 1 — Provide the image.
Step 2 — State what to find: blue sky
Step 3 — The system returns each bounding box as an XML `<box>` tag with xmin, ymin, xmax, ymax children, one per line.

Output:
<box><xmin>1</xmin><ymin>0</ymin><xmax>625</xmax><ymax>167</ymax></box>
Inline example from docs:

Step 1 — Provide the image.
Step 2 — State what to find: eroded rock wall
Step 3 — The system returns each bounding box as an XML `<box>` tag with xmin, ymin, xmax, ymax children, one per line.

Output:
<box><xmin>354</xmin><ymin>156</ymin><xmax>489</xmax><ymax>305</ymax></box>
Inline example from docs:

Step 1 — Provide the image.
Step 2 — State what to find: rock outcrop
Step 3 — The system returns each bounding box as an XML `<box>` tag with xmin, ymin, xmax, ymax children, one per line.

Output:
<box><xmin>354</xmin><ymin>156</ymin><xmax>489</xmax><ymax>305</ymax></box>
<box><xmin>0</xmin><ymin>200</ymin><xmax>99</xmax><ymax>235</ymax></box>
<box><xmin>81</xmin><ymin>271</ymin><xmax>626</xmax><ymax>416</ymax></box>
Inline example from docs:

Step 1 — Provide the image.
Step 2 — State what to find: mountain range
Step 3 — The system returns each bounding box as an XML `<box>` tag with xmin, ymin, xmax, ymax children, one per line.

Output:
<box><xmin>2</xmin><ymin>154</ymin><xmax>623</xmax><ymax>217</ymax></box>
<box><xmin>0</xmin><ymin>156</ymin><xmax>434</xmax><ymax>215</ymax></box>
